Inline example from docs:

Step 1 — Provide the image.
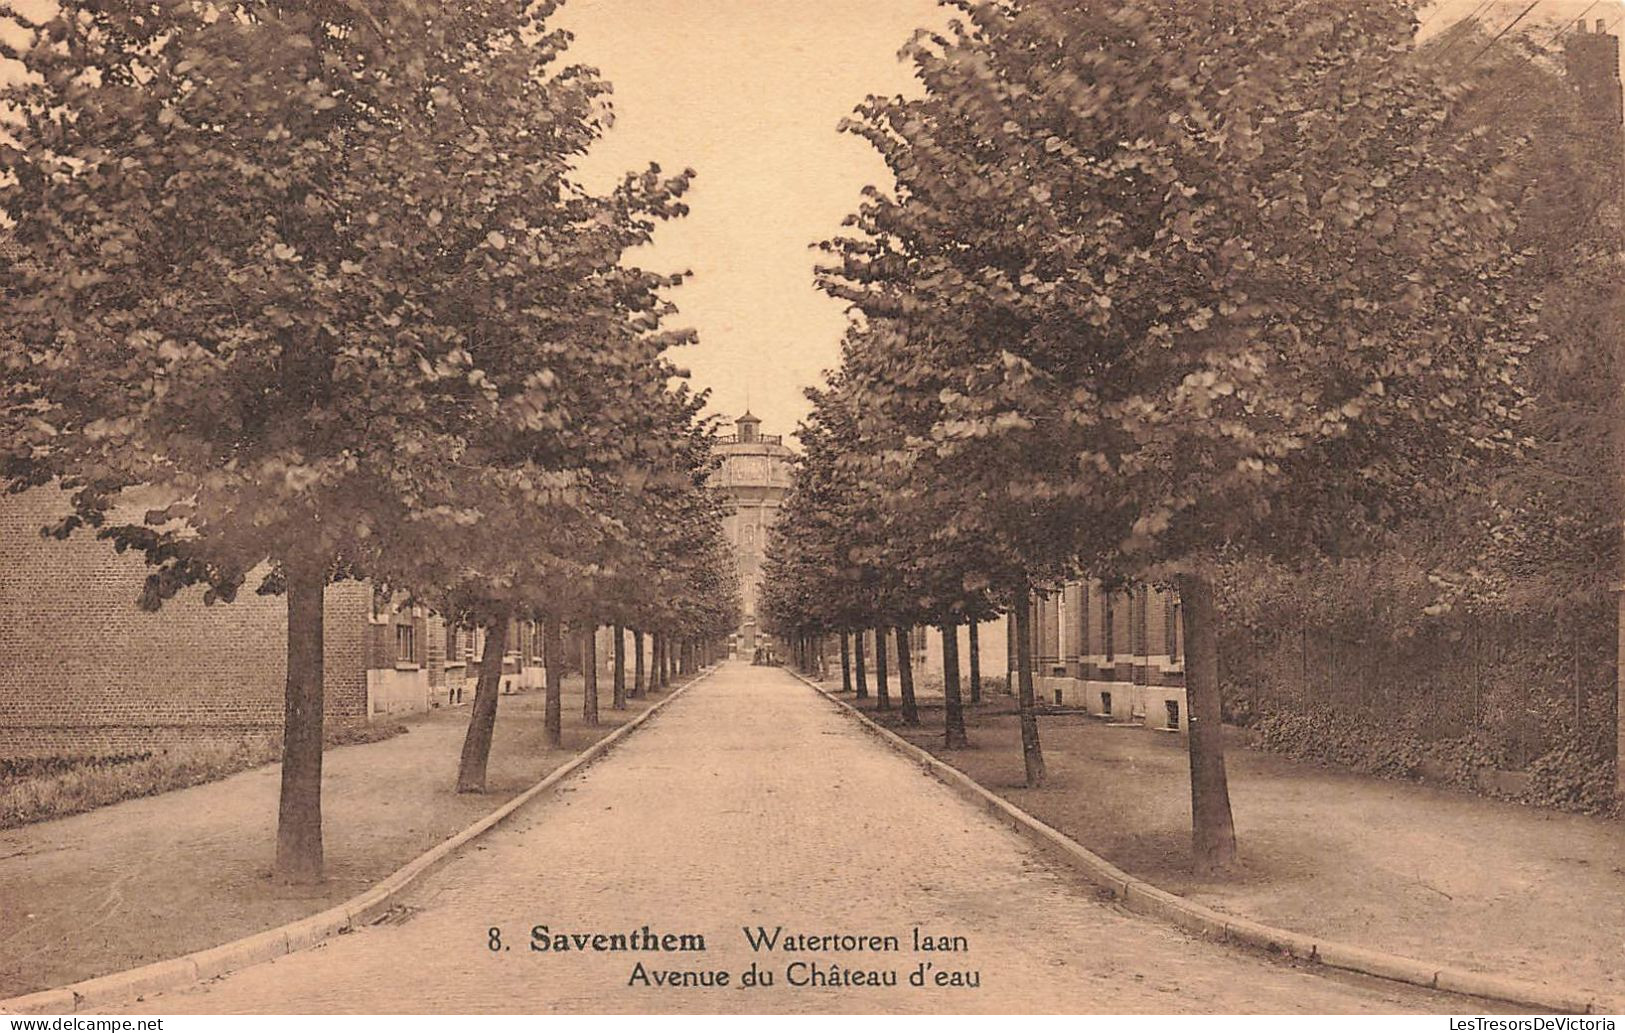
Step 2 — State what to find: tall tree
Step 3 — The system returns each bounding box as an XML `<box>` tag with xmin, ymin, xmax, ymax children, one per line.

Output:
<box><xmin>874</xmin><ymin>625</ymin><xmax>891</xmax><ymax>711</ymax></box>
<box><xmin>894</xmin><ymin>626</ymin><xmax>920</xmax><ymax>726</ymax></box>
<box><xmin>819</xmin><ymin>0</ymin><xmax>1539</xmax><ymax>867</ymax></box>
<box><xmin>0</xmin><ymin>0</ymin><xmax>693</xmax><ymax>880</ymax></box>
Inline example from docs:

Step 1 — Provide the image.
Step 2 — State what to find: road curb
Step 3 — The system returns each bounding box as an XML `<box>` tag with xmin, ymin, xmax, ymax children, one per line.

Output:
<box><xmin>790</xmin><ymin>670</ymin><xmax>1623</xmax><ymax>1016</ymax></box>
<box><xmin>0</xmin><ymin>666</ymin><xmax>719</xmax><ymax>1016</ymax></box>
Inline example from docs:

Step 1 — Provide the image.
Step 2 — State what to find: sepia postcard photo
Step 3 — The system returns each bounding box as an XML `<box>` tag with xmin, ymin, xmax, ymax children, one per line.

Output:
<box><xmin>0</xmin><ymin>0</ymin><xmax>1623</xmax><ymax>1021</ymax></box>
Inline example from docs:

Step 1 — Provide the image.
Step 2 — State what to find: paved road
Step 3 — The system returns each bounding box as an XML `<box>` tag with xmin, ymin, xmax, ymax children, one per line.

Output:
<box><xmin>114</xmin><ymin>662</ymin><xmax>1481</xmax><ymax>1014</ymax></box>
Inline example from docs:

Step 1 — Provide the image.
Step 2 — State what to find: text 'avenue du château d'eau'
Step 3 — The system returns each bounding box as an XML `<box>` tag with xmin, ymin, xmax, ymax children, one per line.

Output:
<box><xmin>513</xmin><ymin>924</ymin><xmax>980</xmax><ymax>991</ymax></box>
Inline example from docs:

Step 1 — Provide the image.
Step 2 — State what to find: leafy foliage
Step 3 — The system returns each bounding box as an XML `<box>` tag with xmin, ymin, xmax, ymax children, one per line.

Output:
<box><xmin>0</xmin><ymin>0</ymin><xmax>738</xmax><ymax>872</ymax></box>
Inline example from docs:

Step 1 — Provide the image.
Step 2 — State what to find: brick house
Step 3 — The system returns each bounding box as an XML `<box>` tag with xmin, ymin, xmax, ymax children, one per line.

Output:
<box><xmin>892</xmin><ymin>581</ymin><xmax>1185</xmax><ymax>733</ymax></box>
<box><xmin>0</xmin><ymin>485</ymin><xmax>543</xmax><ymax>759</ymax></box>
<box><xmin>1021</xmin><ymin>580</ymin><xmax>1189</xmax><ymax>733</ymax></box>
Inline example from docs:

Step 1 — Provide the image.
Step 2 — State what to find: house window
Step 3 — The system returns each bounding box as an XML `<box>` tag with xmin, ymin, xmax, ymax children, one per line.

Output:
<box><xmin>1101</xmin><ymin>690</ymin><xmax>1113</xmax><ymax>716</ymax></box>
<box><xmin>1135</xmin><ymin>585</ymin><xmax>1149</xmax><ymax>657</ymax></box>
<box><xmin>1166</xmin><ymin>699</ymin><xmax>1180</xmax><ymax>730</ymax></box>
<box><xmin>1079</xmin><ymin>585</ymin><xmax>1090</xmax><ymax>660</ymax></box>
<box><xmin>395</xmin><ymin>623</ymin><xmax>416</xmax><ymax>665</ymax></box>
<box><xmin>1103</xmin><ymin>592</ymin><xmax>1114</xmax><ymax>662</ymax></box>
<box><xmin>1167</xmin><ymin>600</ymin><xmax>1181</xmax><ymax>662</ymax></box>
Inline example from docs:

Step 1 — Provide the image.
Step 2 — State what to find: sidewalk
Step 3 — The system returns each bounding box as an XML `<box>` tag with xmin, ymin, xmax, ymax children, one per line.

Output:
<box><xmin>95</xmin><ymin>662</ymin><xmax>1483</xmax><ymax>1015</ymax></box>
<box><xmin>822</xmin><ymin>675</ymin><xmax>1625</xmax><ymax>1003</ymax></box>
<box><xmin>0</xmin><ymin>674</ymin><xmax>686</xmax><ymax>999</ymax></box>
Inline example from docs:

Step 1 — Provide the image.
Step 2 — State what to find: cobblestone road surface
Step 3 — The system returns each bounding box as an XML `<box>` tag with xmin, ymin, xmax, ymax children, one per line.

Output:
<box><xmin>114</xmin><ymin>663</ymin><xmax>1486</xmax><ymax>1014</ymax></box>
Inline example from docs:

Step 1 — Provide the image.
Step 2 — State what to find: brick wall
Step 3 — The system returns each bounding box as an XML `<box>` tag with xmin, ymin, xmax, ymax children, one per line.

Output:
<box><xmin>0</xmin><ymin>486</ymin><xmax>370</xmax><ymax>758</ymax></box>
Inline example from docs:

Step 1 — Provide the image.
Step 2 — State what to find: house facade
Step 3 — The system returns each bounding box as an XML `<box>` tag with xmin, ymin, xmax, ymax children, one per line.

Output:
<box><xmin>897</xmin><ymin>581</ymin><xmax>1186</xmax><ymax>733</ymax></box>
<box><xmin>1021</xmin><ymin>580</ymin><xmax>1188</xmax><ymax>732</ymax></box>
<box><xmin>0</xmin><ymin>484</ymin><xmax>545</xmax><ymax>759</ymax></box>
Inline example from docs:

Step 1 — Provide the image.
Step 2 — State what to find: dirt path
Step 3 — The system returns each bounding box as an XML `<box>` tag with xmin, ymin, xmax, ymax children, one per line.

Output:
<box><xmin>104</xmin><ymin>662</ymin><xmax>1489</xmax><ymax>1014</ymax></box>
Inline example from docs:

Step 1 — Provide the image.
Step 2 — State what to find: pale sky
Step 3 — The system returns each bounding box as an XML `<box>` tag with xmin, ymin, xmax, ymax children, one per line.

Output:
<box><xmin>5</xmin><ymin>0</ymin><xmax>1621</xmax><ymax>443</ymax></box>
<box><xmin>559</xmin><ymin>0</ymin><xmax>1624</xmax><ymax>443</ymax></box>
<box><xmin>1421</xmin><ymin>0</ymin><xmax>1625</xmax><ymax>42</ymax></box>
<box><xmin>559</xmin><ymin>0</ymin><xmax>944</xmax><ymax>442</ymax></box>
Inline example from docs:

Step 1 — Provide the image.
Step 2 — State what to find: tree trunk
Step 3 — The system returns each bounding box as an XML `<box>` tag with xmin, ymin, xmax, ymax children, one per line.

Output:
<box><xmin>660</xmin><ymin>633</ymin><xmax>671</xmax><ymax>687</ymax></box>
<box><xmin>1176</xmin><ymin>569</ymin><xmax>1238</xmax><ymax>872</ymax></box>
<box><xmin>969</xmin><ymin>619</ymin><xmax>982</xmax><ymax>704</ymax></box>
<box><xmin>455</xmin><ymin>617</ymin><xmax>508</xmax><ymax>794</ymax></box>
<box><xmin>874</xmin><ymin>627</ymin><xmax>891</xmax><ymax>711</ymax></box>
<box><xmin>1006</xmin><ymin>616</ymin><xmax>1016</xmax><ymax>698</ymax></box>
<box><xmin>840</xmin><ymin>633</ymin><xmax>853</xmax><ymax>693</ymax></box>
<box><xmin>1012</xmin><ymin>585</ymin><xmax>1046</xmax><ymax>788</ymax></box>
<box><xmin>632</xmin><ymin>629</ymin><xmax>646</xmax><ymax>699</ymax></box>
<box><xmin>275</xmin><ymin>554</ymin><xmax>326</xmax><ymax>884</ymax></box>
<box><xmin>854</xmin><ymin>629</ymin><xmax>869</xmax><ymax>700</ymax></box>
<box><xmin>612</xmin><ymin>624</ymin><xmax>627</xmax><ymax>710</ymax></box>
<box><xmin>582</xmin><ymin>623</ymin><xmax>600</xmax><ymax>725</ymax></box>
<box><xmin>895</xmin><ymin>626</ymin><xmax>919</xmax><ymax>726</ymax></box>
<box><xmin>942</xmin><ymin>622</ymin><xmax>968</xmax><ymax>747</ymax></box>
<box><xmin>543</xmin><ymin>615</ymin><xmax>564</xmax><ymax>748</ymax></box>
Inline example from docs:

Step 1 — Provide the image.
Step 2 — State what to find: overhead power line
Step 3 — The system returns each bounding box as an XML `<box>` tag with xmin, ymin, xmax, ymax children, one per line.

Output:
<box><xmin>1547</xmin><ymin>0</ymin><xmax>1602</xmax><ymax>43</ymax></box>
<box><xmin>1469</xmin><ymin>0</ymin><xmax>1544</xmax><ymax>64</ymax></box>
<box><xmin>1435</xmin><ymin>0</ymin><xmax>1504</xmax><ymax>57</ymax></box>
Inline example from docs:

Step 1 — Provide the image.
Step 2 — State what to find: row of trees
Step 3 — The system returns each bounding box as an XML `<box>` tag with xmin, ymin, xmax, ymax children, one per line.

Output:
<box><xmin>761</xmin><ymin>0</ymin><xmax>1615</xmax><ymax>871</ymax></box>
<box><xmin>0</xmin><ymin>2</ymin><xmax>737</xmax><ymax>882</ymax></box>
